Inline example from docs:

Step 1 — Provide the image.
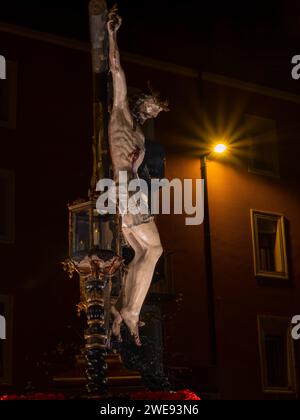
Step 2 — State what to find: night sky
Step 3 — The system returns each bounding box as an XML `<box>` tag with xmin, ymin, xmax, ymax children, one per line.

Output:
<box><xmin>1</xmin><ymin>0</ymin><xmax>300</xmax><ymax>91</ymax></box>
<box><xmin>0</xmin><ymin>0</ymin><xmax>288</xmax><ymax>48</ymax></box>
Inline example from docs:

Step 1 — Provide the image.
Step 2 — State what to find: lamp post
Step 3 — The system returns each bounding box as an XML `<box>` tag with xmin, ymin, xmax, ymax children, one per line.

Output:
<box><xmin>201</xmin><ymin>143</ymin><xmax>227</xmax><ymax>367</ymax></box>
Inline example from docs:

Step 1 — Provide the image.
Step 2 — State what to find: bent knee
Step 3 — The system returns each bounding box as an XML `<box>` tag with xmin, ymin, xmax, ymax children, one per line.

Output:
<box><xmin>147</xmin><ymin>242</ymin><xmax>163</xmax><ymax>261</ymax></box>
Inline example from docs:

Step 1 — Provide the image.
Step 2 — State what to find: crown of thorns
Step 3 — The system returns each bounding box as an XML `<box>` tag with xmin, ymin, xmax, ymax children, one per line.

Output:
<box><xmin>129</xmin><ymin>82</ymin><xmax>169</xmax><ymax>112</ymax></box>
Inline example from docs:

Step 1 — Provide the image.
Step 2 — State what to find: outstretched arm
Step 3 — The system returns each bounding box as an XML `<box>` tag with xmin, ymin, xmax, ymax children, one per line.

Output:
<box><xmin>107</xmin><ymin>7</ymin><xmax>129</xmax><ymax>111</ymax></box>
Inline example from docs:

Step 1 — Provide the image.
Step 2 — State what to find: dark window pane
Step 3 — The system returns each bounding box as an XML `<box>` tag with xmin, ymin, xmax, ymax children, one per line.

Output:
<box><xmin>73</xmin><ymin>211</ymin><xmax>90</xmax><ymax>254</ymax></box>
<box><xmin>252</xmin><ymin>141</ymin><xmax>275</xmax><ymax>173</ymax></box>
<box><xmin>264</xmin><ymin>334</ymin><xmax>288</xmax><ymax>388</ymax></box>
<box><xmin>246</xmin><ymin>115</ymin><xmax>279</xmax><ymax>177</ymax></box>
<box><xmin>257</xmin><ymin>218</ymin><xmax>277</xmax><ymax>272</ymax></box>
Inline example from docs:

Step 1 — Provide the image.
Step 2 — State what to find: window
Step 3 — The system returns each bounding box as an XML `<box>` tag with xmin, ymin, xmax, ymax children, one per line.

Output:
<box><xmin>251</xmin><ymin>210</ymin><xmax>288</xmax><ymax>280</ymax></box>
<box><xmin>0</xmin><ymin>60</ymin><xmax>17</xmax><ymax>129</ymax></box>
<box><xmin>246</xmin><ymin>114</ymin><xmax>279</xmax><ymax>177</ymax></box>
<box><xmin>0</xmin><ymin>170</ymin><xmax>15</xmax><ymax>244</ymax></box>
<box><xmin>258</xmin><ymin>315</ymin><xmax>296</xmax><ymax>394</ymax></box>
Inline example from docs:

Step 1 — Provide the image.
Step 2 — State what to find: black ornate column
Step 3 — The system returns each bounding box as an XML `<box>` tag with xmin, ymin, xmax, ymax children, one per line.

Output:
<box><xmin>63</xmin><ymin>233</ymin><xmax>122</xmax><ymax>395</ymax></box>
<box><xmin>84</xmin><ymin>275</ymin><xmax>108</xmax><ymax>394</ymax></box>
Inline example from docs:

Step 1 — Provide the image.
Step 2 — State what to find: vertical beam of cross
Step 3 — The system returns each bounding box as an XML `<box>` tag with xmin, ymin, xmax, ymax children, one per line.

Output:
<box><xmin>89</xmin><ymin>0</ymin><xmax>110</xmax><ymax>194</ymax></box>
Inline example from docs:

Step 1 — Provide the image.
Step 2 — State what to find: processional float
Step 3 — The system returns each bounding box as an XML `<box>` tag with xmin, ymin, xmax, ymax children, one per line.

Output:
<box><xmin>62</xmin><ymin>0</ymin><xmax>170</xmax><ymax>395</ymax></box>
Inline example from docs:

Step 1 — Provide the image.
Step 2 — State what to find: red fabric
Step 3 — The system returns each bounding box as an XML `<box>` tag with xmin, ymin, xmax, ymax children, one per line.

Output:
<box><xmin>0</xmin><ymin>393</ymin><xmax>66</xmax><ymax>400</ymax></box>
<box><xmin>0</xmin><ymin>389</ymin><xmax>200</xmax><ymax>400</ymax></box>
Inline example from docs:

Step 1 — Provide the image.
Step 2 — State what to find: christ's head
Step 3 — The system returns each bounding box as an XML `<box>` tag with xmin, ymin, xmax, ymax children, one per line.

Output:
<box><xmin>129</xmin><ymin>89</ymin><xmax>169</xmax><ymax>125</ymax></box>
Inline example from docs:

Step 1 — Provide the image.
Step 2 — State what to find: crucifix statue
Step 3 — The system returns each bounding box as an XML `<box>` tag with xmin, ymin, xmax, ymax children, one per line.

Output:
<box><xmin>106</xmin><ymin>6</ymin><xmax>169</xmax><ymax>346</ymax></box>
<box><xmin>62</xmin><ymin>0</ymin><xmax>170</xmax><ymax>395</ymax></box>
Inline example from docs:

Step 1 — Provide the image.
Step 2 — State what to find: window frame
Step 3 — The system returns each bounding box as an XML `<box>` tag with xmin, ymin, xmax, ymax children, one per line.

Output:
<box><xmin>257</xmin><ymin>314</ymin><xmax>297</xmax><ymax>394</ymax></box>
<box><xmin>250</xmin><ymin>209</ymin><xmax>289</xmax><ymax>280</ymax></box>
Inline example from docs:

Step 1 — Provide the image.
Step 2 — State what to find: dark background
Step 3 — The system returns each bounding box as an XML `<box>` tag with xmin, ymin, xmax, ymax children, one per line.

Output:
<box><xmin>2</xmin><ymin>0</ymin><xmax>299</xmax><ymax>147</ymax></box>
<box><xmin>1</xmin><ymin>0</ymin><xmax>300</xmax><ymax>90</ymax></box>
<box><xmin>1</xmin><ymin>0</ymin><xmax>300</xmax><ymax>399</ymax></box>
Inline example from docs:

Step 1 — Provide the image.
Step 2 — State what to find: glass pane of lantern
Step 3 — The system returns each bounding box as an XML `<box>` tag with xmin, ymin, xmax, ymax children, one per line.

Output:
<box><xmin>93</xmin><ymin>209</ymin><xmax>116</xmax><ymax>251</ymax></box>
<box><xmin>73</xmin><ymin>210</ymin><xmax>90</xmax><ymax>255</ymax></box>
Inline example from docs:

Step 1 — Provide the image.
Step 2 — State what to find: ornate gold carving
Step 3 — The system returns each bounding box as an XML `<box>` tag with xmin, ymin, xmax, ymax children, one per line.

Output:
<box><xmin>76</xmin><ymin>302</ymin><xmax>87</xmax><ymax>316</ymax></box>
<box><xmin>61</xmin><ymin>259</ymin><xmax>77</xmax><ymax>279</ymax></box>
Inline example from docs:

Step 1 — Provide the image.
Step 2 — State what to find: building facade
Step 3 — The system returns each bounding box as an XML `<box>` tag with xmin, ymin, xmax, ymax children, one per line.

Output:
<box><xmin>0</xmin><ymin>21</ymin><xmax>300</xmax><ymax>399</ymax></box>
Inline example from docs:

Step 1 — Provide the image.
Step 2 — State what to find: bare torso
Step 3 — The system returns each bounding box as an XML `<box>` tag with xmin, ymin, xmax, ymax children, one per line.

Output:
<box><xmin>109</xmin><ymin>107</ymin><xmax>145</xmax><ymax>178</ymax></box>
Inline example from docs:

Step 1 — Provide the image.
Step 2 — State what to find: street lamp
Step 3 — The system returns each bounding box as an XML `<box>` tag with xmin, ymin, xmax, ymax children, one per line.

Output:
<box><xmin>213</xmin><ymin>143</ymin><xmax>227</xmax><ymax>154</ymax></box>
<box><xmin>200</xmin><ymin>142</ymin><xmax>227</xmax><ymax>367</ymax></box>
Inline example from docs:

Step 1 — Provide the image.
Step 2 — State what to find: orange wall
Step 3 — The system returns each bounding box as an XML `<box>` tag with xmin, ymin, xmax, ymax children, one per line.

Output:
<box><xmin>203</xmin><ymin>80</ymin><xmax>300</xmax><ymax>398</ymax></box>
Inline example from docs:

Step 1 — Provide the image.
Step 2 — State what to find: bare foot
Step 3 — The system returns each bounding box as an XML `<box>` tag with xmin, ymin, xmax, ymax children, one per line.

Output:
<box><xmin>120</xmin><ymin>308</ymin><xmax>142</xmax><ymax>346</ymax></box>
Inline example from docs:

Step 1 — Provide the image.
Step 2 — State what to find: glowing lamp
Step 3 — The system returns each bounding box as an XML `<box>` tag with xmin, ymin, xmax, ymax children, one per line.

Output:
<box><xmin>213</xmin><ymin>143</ymin><xmax>227</xmax><ymax>154</ymax></box>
